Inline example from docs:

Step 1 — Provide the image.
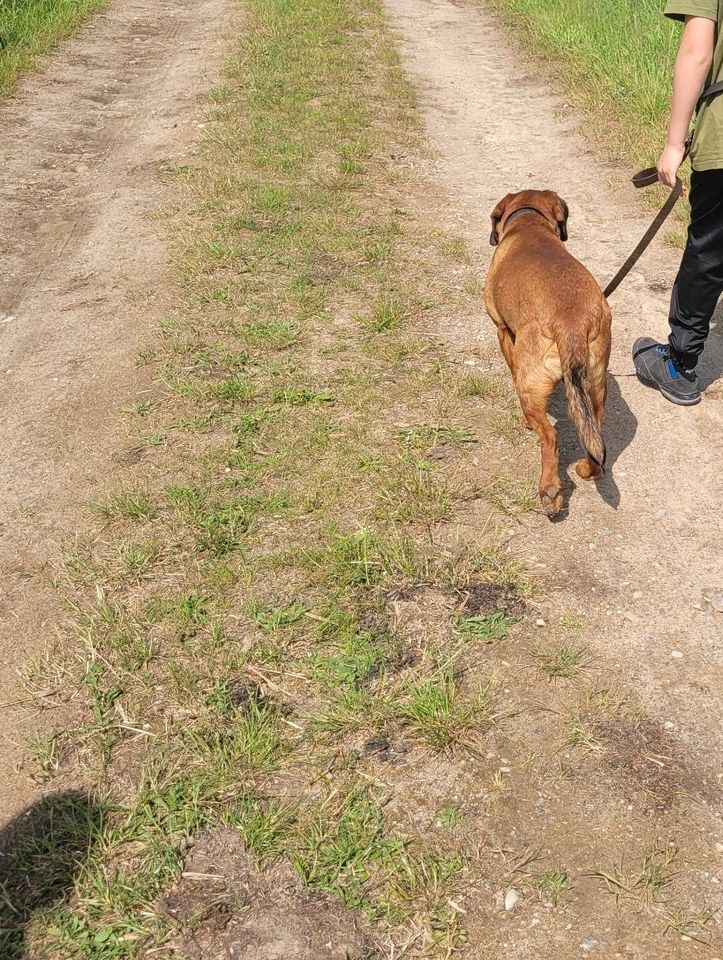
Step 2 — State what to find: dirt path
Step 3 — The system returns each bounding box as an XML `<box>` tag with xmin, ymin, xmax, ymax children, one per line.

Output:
<box><xmin>386</xmin><ymin>0</ymin><xmax>723</xmax><ymax>762</ymax></box>
<box><xmin>0</xmin><ymin>0</ymin><xmax>229</xmax><ymax>822</ymax></box>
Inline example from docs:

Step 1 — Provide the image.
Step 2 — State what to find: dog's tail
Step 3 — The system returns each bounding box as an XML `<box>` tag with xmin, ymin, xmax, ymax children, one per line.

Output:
<box><xmin>560</xmin><ymin>339</ymin><xmax>606</xmax><ymax>471</ymax></box>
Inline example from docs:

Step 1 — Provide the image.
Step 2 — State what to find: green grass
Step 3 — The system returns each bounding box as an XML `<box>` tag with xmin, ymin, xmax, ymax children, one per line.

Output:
<box><xmin>534</xmin><ymin>640</ymin><xmax>588</xmax><ymax>679</ymax></box>
<box><xmin>0</xmin><ymin>0</ymin><xmax>107</xmax><ymax>97</ymax></box>
<box><xmin>7</xmin><ymin>0</ymin><xmax>486</xmax><ymax>953</ymax></box>
<box><xmin>487</xmin><ymin>0</ymin><xmax>681</xmax><ymax>170</ymax></box>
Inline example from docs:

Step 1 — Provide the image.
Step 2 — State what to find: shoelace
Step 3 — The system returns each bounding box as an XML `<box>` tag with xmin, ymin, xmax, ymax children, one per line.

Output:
<box><xmin>653</xmin><ymin>344</ymin><xmax>696</xmax><ymax>380</ymax></box>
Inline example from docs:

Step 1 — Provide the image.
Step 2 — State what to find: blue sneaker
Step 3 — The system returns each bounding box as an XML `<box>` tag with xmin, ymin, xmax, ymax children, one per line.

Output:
<box><xmin>632</xmin><ymin>338</ymin><xmax>701</xmax><ymax>406</ymax></box>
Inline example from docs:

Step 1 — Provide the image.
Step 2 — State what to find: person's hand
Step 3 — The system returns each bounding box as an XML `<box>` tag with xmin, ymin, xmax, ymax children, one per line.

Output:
<box><xmin>657</xmin><ymin>143</ymin><xmax>686</xmax><ymax>187</ymax></box>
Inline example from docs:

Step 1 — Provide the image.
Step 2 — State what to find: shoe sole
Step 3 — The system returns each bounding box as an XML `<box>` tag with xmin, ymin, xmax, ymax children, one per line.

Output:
<box><xmin>635</xmin><ymin>369</ymin><xmax>701</xmax><ymax>406</ymax></box>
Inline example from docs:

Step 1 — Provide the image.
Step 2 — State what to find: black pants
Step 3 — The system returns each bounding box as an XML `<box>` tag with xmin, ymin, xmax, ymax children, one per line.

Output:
<box><xmin>669</xmin><ymin>168</ymin><xmax>723</xmax><ymax>369</ymax></box>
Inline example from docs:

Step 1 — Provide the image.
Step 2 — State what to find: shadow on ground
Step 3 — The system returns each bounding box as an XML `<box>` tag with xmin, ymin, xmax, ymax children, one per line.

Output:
<box><xmin>549</xmin><ymin>372</ymin><xmax>638</xmax><ymax>514</ymax></box>
<box><xmin>0</xmin><ymin>791</ymin><xmax>103</xmax><ymax>959</ymax></box>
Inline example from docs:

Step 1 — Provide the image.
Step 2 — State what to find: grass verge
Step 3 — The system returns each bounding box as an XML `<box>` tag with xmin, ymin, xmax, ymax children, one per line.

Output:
<box><xmin>0</xmin><ymin>0</ymin><xmax>107</xmax><ymax>97</ymax></box>
<box><xmin>484</xmin><ymin>0</ymin><xmax>681</xmax><ymax>172</ymax></box>
<box><xmin>6</xmin><ymin>0</ymin><xmax>506</xmax><ymax>955</ymax></box>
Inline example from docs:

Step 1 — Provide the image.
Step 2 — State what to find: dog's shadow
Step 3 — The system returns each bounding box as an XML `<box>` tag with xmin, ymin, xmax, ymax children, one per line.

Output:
<box><xmin>549</xmin><ymin>373</ymin><xmax>637</xmax><ymax>514</ymax></box>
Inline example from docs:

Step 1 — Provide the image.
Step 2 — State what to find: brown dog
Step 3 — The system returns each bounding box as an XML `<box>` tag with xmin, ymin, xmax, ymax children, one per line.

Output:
<box><xmin>484</xmin><ymin>190</ymin><xmax>612</xmax><ymax>516</ymax></box>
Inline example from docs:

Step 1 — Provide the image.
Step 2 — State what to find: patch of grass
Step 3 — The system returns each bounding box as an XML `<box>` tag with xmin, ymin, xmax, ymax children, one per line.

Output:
<box><xmin>358</xmin><ymin>295</ymin><xmax>411</xmax><ymax>332</ymax></box>
<box><xmin>400</xmin><ymin>672</ymin><xmax>494</xmax><ymax>751</ymax></box>
<box><xmin>435</xmin><ymin>805</ymin><xmax>463</xmax><ymax>829</ymax></box>
<box><xmin>534</xmin><ymin>641</ymin><xmax>588</xmax><ymax>679</ymax></box>
<box><xmin>458</xmin><ymin>373</ymin><xmax>505</xmax><ymax>400</ymax></box>
<box><xmin>244</xmin><ymin>318</ymin><xmax>302</xmax><ymax>350</ymax></box>
<box><xmin>456</xmin><ymin>611</ymin><xmax>512</xmax><ymax>644</ymax></box>
<box><xmin>590</xmin><ymin>841</ymin><xmax>679</xmax><ymax>906</ymax></box>
<box><xmin>560</xmin><ymin>612</ymin><xmax>583</xmax><ymax>629</ymax></box>
<box><xmin>249</xmin><ymin>600</ymin><xmax>308</xmax><ymax>633</ymax></box>
<box><xmin>119</xmin><ymin>538</ymin><xmax>162</xmax><ymax>579</ymax></box>
<box><xmin>485</xmin><ymin>475</ymin><xmax>539</xmax><ymax>514</ymax></box>
<box><xmin>0</xmin><ymin>0</ymin><xmax>108</xmax><ymax>97</ymax></box>
<box><xmin>397</xmin><ymin>423</ymin><xmax>477</xmax><ymax>450</ymax></box>
<box><xmin>533</xmin><ymin>868</ymin><xmax>570</xmax><ymax>907</ymax></box>
<box><xmin>664</xmin><ymin>906</ymin><xmax>714</xmax><ymax>945</ymax></box>
<box><xmin>91</xmin><ymin>489</ymin><xmax>157</xmax><ymax>522</ymax></box>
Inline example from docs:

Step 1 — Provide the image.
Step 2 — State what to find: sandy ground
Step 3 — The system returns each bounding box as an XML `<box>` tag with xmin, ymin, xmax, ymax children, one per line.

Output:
<box><xmin>385</xmin><ymin>0</ymin><xmax>723</xmax><ymax>766</ymax></box>
<box><xmin>0</xmin><ymin>0</ymin><xmax>230</xmax><ymax>822</ymax></box>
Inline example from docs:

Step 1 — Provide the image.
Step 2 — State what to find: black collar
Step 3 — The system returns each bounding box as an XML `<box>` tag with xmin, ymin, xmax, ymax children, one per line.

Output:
<box><xmin>501</xmin><ymin>206</ymin><xmax>550</xmax><ymax>232</ymax></box>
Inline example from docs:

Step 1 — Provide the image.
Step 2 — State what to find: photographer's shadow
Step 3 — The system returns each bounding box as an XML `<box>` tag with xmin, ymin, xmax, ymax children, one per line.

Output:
<box><xmin>696</xmin><ymin>313</ymin><xmax>723</xmax><ymax>390</ymax></box>
<box><xmin>549</xmin><ymin>372</ymin><xmax>638</xmax><ymax>513</ymax></box>
<box><xmin>0</xmin><ymin>791</ymin><xmax>103</xmax><ymax>959</ymax></box>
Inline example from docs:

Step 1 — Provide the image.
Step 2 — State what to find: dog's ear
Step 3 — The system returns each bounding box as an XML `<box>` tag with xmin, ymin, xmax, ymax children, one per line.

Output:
<box><xmin>489</xmin><ymin>195</ymin><xmax>511</xmax><ymax>247</ymax></box>
<box><xmin>553</xmin><ymin>195</ymin><xmax>569</xmax><ymax>242</ymax></box>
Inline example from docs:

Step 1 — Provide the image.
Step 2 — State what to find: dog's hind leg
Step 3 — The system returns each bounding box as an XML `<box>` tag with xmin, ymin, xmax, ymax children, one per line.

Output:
<box><xmin>496</xmin><ymin>326</ymin><xmax>516</xmax><ymax>377</ymax></box>
<box><xmin>498</xmin><ymin>327</ymin><xmax>534</xmax><ymax>430</ymax></box>
<box><xmin>515</xmin><ymin>372</ymin><xmax>563</xmax><ymax>516</ymax></box>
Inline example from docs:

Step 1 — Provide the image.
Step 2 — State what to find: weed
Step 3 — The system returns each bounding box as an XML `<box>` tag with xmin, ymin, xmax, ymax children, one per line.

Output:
<box><xmin>400</xmin><ymin>672</ymin><xmax>493</xmax><ymax>751</ymax></box>
<box><xmin>456</xmin><ymin>611</ymin><xmax>512</xmax><ymax>643</ymax></box>
<box><xmin>458</xmin><ymin>373</ymin><xmax>504</xmax><ymax>399</ymax></box>
<box><xmin>91</xmin><ymin>489</ymin><xmax>157</xmax><ymax>522</ymax></box>
<box><xmin>358</xmin><ymin>295</ymin><xmax>410</xmax><ymax>332</ymax></box>
<box><xmin>485</xmin><ymin>475</ymin><xmax>539</xmax><ymax>514</ymax></box>
<box><xmin>25</xmin><ymin>733</ymin><xmax>60</xmax><ymax>781</ymax></box>
<box><xmin>663</xmin><ymin>906</ymin><xmax>714</xmax><ymax>944</ymax></box>
<box><xmin>534</xmin><ymin>641</ymin><xmax>588</xmax><ymax>679</ymax></box>
<box><xmin>398</xmin><ymin>423</ymin><xmax>477</xmax><ymax>450</ymax></box>
<box><xmin>273</xmin><ymin>385</ymin><xmax>334</xmax><ymax>406</ymax></box>
<box><xmin>244</xmin><ymin>318</ymin><xmax>302</xmax><ymax>350</ymax></box>
<box><xmin>436</xmin><ymin>806</ymin><xmax>463</xmax><ymax>829</ymax></box>
<box><xmin>534</xmin><ymin>868</ymin><xmax>570</xmax><ymax>907</ymax></box>
<box><xmin>119</xmin><ymin>538</ymin><xmax>162</xmax><ymax>579</ymax></box>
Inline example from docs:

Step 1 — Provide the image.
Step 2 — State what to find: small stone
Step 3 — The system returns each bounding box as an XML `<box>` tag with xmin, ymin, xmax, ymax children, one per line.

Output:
<box><xmin>504</xmin><ymin>888</ymin><xmax>519</xmax><ymax>911</ymax></box>
<box><xmin>671</xmin><ymin>650</ymin><xmax>684</xmax><ymax>659</ymax></box>
<box><xmin>580</xmin><ymin>939</ymin><xmax>599</xmax><ymax>952</ymax></box>
<box><xmin>536</xmin><ymin>618</ymin><xmax>545</xmax><ymax>627</ymax></box>
<box><xmin>632</xmin><ymin>590</ymin><xmax>643</xmax><ymax>600</ymax></box>
<box><xmin>664</xmin><ymin>721</ymin><xmax>674</xmax><ymax>730</ymax></box>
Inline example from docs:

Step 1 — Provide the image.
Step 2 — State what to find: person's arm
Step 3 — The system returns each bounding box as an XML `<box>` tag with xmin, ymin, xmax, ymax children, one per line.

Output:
<box><xmin>658</xmin><ymin>15</ymin><xmax>716</xmax><ymax>186</ymax></box>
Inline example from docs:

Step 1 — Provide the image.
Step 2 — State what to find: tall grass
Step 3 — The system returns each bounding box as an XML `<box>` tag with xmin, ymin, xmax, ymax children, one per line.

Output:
<box><xmin>486</xmin><ymin>0</ymin><xmax>682</xmax><ymax>167</ymax></box>
<box><xmin>0</xmin><ymin>0</ymin><xmax>107</xmax><ymax>96</ymax></box>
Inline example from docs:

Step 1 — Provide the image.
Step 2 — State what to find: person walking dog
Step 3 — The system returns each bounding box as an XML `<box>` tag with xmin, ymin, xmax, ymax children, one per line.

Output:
<box><xmin>633</xmin><ymin>3</ymin><xmax>723</xmax><ymax>405</ymax></box>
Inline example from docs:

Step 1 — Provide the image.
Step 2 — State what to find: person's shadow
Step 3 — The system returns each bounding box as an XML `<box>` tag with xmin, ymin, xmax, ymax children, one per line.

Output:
<box><xmin>548</xmin><ymin>372</ymin><xmax>638</xmax><ymax>515</ymax></box>
<box><xmin>0</xmin><ymin>791</ymin><xmax>103</xmax><ymax>959</ymax></box>
<box><xmin>696</xmin><ymin>313</ymin><xmax>723</xmax><ymax>390</ymax></box>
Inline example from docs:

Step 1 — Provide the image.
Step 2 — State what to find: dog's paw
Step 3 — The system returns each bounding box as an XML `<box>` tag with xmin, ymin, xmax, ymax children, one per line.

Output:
<box><xmin>540</xmin><ymin>485</ymin><xmax>563</xmax><ymax>516</ymax></box>
<box><xmin>575</xmin><ymin>458</ymin><xmax>603</xmax><ymax>481</ymax></box>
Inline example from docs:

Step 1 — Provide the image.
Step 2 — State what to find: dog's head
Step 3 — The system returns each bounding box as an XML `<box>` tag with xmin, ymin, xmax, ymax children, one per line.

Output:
<box><xmin>489</xmin><ymin>190</ymin><xmax>569</xmax><ymax>246</ymax></box>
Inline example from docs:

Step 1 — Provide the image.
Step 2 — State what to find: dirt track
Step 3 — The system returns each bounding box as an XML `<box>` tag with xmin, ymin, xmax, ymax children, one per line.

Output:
<box><xmin>387</xmin><ymin>0</ymin><xmax>723</xmax><ymax>762</ymax></box>
<box><xmin>0</xmin><ymin>0</ymin><xmax>229</xmax><ymax>821</ymax></box>
<box><xmin>0</xmin><ymin>0</ymin><xmax>721</xmax><ymax>944</ymax></box>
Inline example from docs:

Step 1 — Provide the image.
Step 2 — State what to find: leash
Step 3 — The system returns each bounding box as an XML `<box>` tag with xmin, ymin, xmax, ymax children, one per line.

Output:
<box><xmin>603</xmin><ymin>80</ymin><xmax>723</xmax><ymax>299</ymax></box>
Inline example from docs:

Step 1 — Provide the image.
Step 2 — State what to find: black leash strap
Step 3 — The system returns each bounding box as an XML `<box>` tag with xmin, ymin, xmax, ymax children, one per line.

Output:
<box><xmin>602</xmin><ymin>169</ymin><xmax>684</xmax><ymax>298</ymax></box>
<box><xmin>603</xmin><ymin>80</ymin><xmax>723</xmax><ymax>299</ymax></box>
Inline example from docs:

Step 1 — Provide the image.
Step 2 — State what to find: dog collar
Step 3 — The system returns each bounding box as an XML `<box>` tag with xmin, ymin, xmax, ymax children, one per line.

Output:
<box><xmin>501</xmin><ymin>206</ymin><xmax>550</xmax><ymax>233</ymax></box>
